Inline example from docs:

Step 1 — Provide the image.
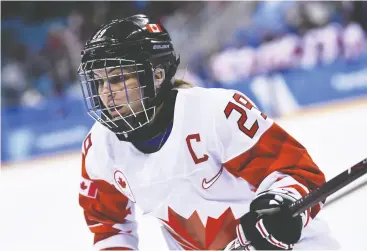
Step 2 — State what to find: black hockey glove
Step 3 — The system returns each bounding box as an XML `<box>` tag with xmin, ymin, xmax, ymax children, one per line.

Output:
<box><xmin>237</xmin><ymin>188</ymin><xmax>304</xmax><ymax>250</ymax></box>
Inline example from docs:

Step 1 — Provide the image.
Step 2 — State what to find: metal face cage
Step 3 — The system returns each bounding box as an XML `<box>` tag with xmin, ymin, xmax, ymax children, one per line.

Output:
<box><xmin>77</xmin><ymin>58</ymin><xmax>165</xmax><ymax>137</ymax></box>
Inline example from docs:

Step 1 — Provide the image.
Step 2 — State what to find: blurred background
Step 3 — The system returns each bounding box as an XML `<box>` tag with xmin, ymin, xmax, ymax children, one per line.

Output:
<box><xmin>1</xmin><ymin>2</ymin><xmax>367</xmax><ymax>251</ymax></box>
<box><xmin>1</xmin><ymin>1</ymin><xmax>367</xmax><ymax>163</ymax></box>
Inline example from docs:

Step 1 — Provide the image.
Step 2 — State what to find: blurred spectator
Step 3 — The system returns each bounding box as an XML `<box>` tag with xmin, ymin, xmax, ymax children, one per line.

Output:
<box><xmin>41</xmin><ymin>24</ymin><xmax>74</xmax><ymax>96</ymax></box>
<box><xmin>1</xmin><ymin>1</ymin><xmax>199</xmax><ymax>108</ymax></box>
<box><xmin>341</xmin><ymin>1</ymin><xmax>367</xmax><ymax>31</ymax></box>
<box><xmin>207</xmin><ymin>1</ymin><xmax>367</xmax><ymax>84</ymax></box>
<box><xmin>252</xmin><ymin>1</ymin><xmax>296</xmax><ymax>41</ymax></box>
<box><xmin>1</xmin><ymin>31</ymin><xmax>29</xmax><ymax>106</ymax></box>
<box><xmin>2</xmin><ymin>58</ymin><xmax>28</xmax><ymax>107</ymax></box>
<box><xmin>2</xmin><ymin>1</ymin><xmax>366</xmax><ymax>107</ymax></box>
<box><xmin>287</xmin><ymin>2</ymin><xmax>333</xmax><ymax>34</ymax></box>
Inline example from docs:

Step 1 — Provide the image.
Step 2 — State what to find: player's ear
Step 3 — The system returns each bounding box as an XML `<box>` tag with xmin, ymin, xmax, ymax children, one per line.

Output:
<box><xmin>153</xmin><ymin>66</ymin><xmax>166</xmax><ymax>88</ymax></box>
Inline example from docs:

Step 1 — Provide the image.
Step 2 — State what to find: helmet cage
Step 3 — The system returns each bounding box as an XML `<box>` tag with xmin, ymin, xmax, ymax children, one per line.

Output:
<box><xmin>77</xmin><ymin>57</ymin><xmax>164</xmax><ymax>137</ymax></box>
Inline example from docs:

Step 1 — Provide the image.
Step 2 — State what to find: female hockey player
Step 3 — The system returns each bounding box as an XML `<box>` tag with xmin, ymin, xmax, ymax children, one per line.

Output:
<box><xmin>77</xmin><ymin>14</ymin><xmax>339</xmax><ymax>250</ymax></box>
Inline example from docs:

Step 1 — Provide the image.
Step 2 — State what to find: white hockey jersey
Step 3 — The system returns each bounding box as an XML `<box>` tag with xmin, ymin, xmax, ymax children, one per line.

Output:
<box><xmin>79</xmin><ymin>87</ymin><xmax>338</xmax><ymax>250</ymax></box>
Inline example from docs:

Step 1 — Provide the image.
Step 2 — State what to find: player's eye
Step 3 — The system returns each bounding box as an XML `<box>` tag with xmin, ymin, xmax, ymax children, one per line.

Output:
<box><xmin>108</xmin><ymin>75</ymin><xmax>123</xmax><ymax>85</ymax></box>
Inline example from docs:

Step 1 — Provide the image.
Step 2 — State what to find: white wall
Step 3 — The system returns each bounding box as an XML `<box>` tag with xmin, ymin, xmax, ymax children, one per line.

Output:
<box><xmin>1</xmin><ymin>102</ymin><xmax>367</xmax><ymax>251</ymax></box>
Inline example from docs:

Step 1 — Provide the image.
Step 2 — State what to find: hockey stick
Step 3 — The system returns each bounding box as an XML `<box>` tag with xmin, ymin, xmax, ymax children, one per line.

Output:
<box><xmin>325</xmin><ymin>177</ymin><xmax>367</xmax><ymax>207</ymax></box>
<box><xmin>224</xmin><ymin>158</ymin><xmax>367</xmax><ymax>251</ymax></box>
<box><xmin>256</xmin><ymin>157</ymin><xmax>367</xmax><ymax>217</ymax></box>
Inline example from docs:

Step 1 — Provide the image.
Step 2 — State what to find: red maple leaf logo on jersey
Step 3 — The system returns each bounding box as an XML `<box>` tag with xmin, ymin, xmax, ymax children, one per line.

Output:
<box><xmin>114</xmin><ymin>170</ymin><xmax>136</xmax><ymax>202</ymax></box>
<box><xmin>160</xmin><ymin>207</ymin><xmax>238</xmax><ymax>249</ymax></box>
<box><xmin>80</xmin><ymin>181</ymin><xmax>87</xmax><ymax>190</ymax></box>
<box><xmin>118</xmin><ymin>177</ymin><xmax>126</xmax><ymax>188</ymax></box>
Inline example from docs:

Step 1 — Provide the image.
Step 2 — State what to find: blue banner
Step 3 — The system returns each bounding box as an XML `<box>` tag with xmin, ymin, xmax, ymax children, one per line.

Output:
<box><xmin>2</xmin><ymin>98</ymin><xmax>94</xmax><ymax>162</ymax></box>
<box><xmin>283</xmin><ymin>55</ymin><xmax>367</xmax><ymax>106</ymax></box>
<box><xmin>220</xmin><ymin>53</ymin><xmax>367</xmax><ymax>116</ymax></box>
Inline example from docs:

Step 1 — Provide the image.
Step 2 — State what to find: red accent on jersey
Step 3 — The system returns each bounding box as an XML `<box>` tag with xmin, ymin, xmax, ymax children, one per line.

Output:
<box><xmin>160</xmin><ymin>207</ymin><xmax>238</xmax><ymax>250</ymax></box>
<box><xmin>223</xmin><ymin>122</ymin><xmax>326</xmax><ymax>220</ymax></box>
<box><xmin>202</xmin><ymin>167</ymin><xmax>223</xmax><ymax>189</ymax></box>
<box><xmin>224</xmin><ymin>101</ymin><xmax>259</xmax><ymax>138</ymax></box>
<box><xmin>224</xmin><ymin>93</ymin><xmax>267</xmax><ymax>139</ymax></box>
<box><xmin>81</xmin><ymin>133</ymin><xmax>93</xmax><ymax>180</ymax></box>
<box><xmin>205</xmin><ymin>207</ymin><xmax>239</xmax><ymax>249</ymax></box>
<box><xmin>79</xmin><ymin>159</ymin><xmax>133</xmax><ymax>246</ymax></box>
<box><xmin>124</xmin><ymin>207</ymin><xmax>132</xmax><ymax>216</ymax></box>
<box><xmin>83</xmin><ymin>133</ymin><xmax>92</xmax><ymax>157</ymax></box>
<box><xmin>101</xmin><ymin>248</ymin><xmax>132</xmax><ymax>250</ymax></box>
<box><xmin>118</xmin><ymin>177</ymin><xmax>127</xmax><ymax>188</ymax></box>
<box><xmin>276</xmin><ymin>177</ymin><xmax>284</xmax><ymax>182</ymax></box>
<box><xmin>80</xmin><ymin>180</ymin><xmax>98</xmax><ymax>198</ymax></box>
<box><xmin>161</xmin><ymin>208</ymin><xmax>202</xmax><ymax>249</ymax></box>
<box><xmin>94</xmin><ymin>230</ymin><xmax>120</xmax><ymax>244</ymax></box>
<box><xmin>186</xmin><ymin>134</ymin><xmax>209</xmax><ymax>164</ymax></box>
<box><xmin>81</xmin><ymin>181</ymin><xmax>87</xmax><ymax>190</ymax></box>
<box><xmin>233</xmin><ymin>93</ymin><xmax>267</xmax><ymax>119</ymax></box>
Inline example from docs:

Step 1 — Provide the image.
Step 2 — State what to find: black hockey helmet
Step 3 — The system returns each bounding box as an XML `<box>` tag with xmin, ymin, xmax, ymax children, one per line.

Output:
<box><xmin>77</xmin><ymin>14</ymin><xmax>180</xmax><ymax>138</ymax></box>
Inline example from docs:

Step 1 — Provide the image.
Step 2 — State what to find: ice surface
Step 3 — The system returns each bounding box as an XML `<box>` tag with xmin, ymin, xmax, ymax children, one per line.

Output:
<box><xmin>1</xmin><ymin>103</ymin><xmax>366</xmax><ymax>250</ymax></box>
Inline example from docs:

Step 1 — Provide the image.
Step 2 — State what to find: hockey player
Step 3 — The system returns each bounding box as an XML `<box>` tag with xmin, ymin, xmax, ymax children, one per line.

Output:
<box><xmin>77</xmin><ymin>14</ymin><xmax>339</xmax><ymax>250</ymax></box>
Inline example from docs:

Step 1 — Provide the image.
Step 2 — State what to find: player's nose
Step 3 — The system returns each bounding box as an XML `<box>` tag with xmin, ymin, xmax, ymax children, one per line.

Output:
<box><xmin>101</xmin><ymin>83</ymin><xmax>115</xmax><ymax>100</ymax></box>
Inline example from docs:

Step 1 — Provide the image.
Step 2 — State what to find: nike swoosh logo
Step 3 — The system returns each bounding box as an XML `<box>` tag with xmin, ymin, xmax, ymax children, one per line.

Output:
<box><xmin>202</xmin><ymin>166</ymin><xmax>223</xmax><ymax>189</ymax></box>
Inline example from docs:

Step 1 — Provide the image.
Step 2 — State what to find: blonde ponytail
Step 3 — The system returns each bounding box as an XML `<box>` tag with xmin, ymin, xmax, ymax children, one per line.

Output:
<box><xmin>172</xmin><ymin>79</ymin><xmax>194</xmax><ymax>89</ymax></box>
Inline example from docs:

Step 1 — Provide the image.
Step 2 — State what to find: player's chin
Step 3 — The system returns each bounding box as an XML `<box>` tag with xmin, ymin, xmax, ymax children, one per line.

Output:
<box><xmin>107</xmin><ymin>106</ymin><xmax>126</xmax><ymax>117</ymax></box>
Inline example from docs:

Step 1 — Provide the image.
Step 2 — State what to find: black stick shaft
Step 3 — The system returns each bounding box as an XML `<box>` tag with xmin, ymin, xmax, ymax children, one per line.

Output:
<box><xmin>289</xmin><ymin>158</ymin><xmax>367</xmax><ymax>217</ymax></box>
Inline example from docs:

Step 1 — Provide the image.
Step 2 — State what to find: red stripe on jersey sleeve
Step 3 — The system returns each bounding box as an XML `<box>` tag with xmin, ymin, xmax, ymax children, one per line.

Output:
<box><xmin>223</xmin><ymin>122</ymin><xmax>326</xmax><ymax>219</ymax></box>
<box><xmin>80</xmin><ymin>180</ymin><xmax>131</xmax><ymax>224</ymax></box>
<box><xmin>79</xmin><ymin>174</ymin><xmax>134</xmax><ymax>245</ymax></box>
<box><xmin>94</xmin><ymin>230</ymin><xmax>121</xmax><ymax>245</ymax></box>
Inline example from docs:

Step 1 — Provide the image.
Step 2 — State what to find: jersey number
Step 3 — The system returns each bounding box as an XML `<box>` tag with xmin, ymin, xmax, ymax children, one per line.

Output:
<box><xmin>224</xmin><ymin>93</ymin><xmax>267</xmax><ymax>138</ymax></box>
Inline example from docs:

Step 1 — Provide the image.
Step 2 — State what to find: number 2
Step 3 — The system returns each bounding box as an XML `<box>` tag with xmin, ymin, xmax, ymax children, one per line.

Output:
<box><xmin>224</xmin><ymin>93</ymin><xmax>267</xmax><ymax>138</ymax></box>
